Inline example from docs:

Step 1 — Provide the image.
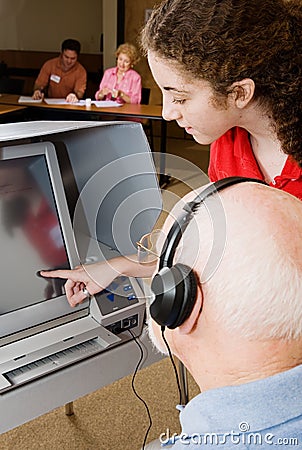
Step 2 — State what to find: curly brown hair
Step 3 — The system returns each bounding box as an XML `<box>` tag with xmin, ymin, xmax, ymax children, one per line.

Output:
<box><xmin>141</xmin><ymin>0</ymin><xmax>302</xmax><ymax>166</ymax></box>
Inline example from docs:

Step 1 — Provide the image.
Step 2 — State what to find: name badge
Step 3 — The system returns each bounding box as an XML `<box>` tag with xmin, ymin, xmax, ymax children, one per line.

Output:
<box><xmin>50</xmin><ymin>74</ymin><xmax>61</xmax><ymax>83</ymax></box>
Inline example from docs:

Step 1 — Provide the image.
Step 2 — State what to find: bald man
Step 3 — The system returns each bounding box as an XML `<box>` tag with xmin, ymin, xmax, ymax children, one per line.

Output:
<box><xmin>40</xmin><ymin>179</ymin><xmax>302</xmax><ymax>448</ymax></box>
<box><xmin>146</xmin><ymin>180</ymin><xmax>302</xmax><ymax>449</ymax></box>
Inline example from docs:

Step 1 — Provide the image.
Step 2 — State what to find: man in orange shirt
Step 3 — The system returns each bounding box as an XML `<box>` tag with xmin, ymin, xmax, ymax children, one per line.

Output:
<box><xmin>32</xmin><ymin>38</ymin><xmax>87</xmax><ymax>103</ymax></box>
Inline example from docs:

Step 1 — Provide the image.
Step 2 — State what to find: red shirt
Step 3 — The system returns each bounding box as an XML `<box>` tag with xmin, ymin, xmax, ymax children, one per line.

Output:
<box><xmin>208</xmin><ymin>127</ymin><xmax>302</xmax><ymax>200</ymax></box>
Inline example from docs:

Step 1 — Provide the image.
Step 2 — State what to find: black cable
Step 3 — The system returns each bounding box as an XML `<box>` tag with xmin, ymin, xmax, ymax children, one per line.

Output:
<box><xmin>128</xmin><ymin>329</ymin><xmax>153</xmax><ymax>450</ymax></box>
<box><xmin>161</xmin><ymin>325</ymin><xmax>183</xmax><ymax>406</ymax></box>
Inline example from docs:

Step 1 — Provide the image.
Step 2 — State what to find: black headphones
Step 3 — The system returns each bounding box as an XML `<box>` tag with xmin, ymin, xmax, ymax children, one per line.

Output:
<box><xmin>150</xmin><ymin>176</ymin><xmax>267</xmax><ymax>329</ymax></box>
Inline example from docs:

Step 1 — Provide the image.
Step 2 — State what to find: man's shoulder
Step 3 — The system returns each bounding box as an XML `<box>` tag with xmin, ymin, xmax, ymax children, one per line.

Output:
<box><xmin>43</xmin><ymin>56</ymin><xmax>60</xmax><ymax>67</ymax></box>
<box><xmin>75</xmin><ymin>61</ymin><xmax>87</xmax><ymax>74</ymax></box>
<box><xmin>39</xmin><ymin>57</ymin><xmax>60</xmax><ymax>74</ymax></box>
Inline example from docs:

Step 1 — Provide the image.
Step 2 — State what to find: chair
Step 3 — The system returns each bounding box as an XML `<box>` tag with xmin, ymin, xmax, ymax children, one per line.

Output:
<box><xmin>141</xmin><ymin>87</ymin><xmax>154</xmax><ymax>152</ymax></box>
<box><xmin>0</xmin><ymin>77</ymin><xmax>25</xmax><ymax>95</ymax></box>
<box><xmin>141</xmin><ymin>87</ymin><xmax>151</xmax><ymax>105</ymax></box>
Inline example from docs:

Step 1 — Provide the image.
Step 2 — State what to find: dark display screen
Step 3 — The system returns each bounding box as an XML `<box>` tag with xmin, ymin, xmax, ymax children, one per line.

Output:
<box><xmin>0</xmin><ymin>155</ymin><xmax>69</xmax><ymax>315</ymax></box>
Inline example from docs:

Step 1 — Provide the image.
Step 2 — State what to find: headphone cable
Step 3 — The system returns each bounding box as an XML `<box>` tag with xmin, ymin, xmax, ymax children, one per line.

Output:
<box><xmin>161</xmin><ymin>325</ymin><xmax>183</xmax><ymax>406</ymax></box>
<box><xmin>128</xmin><ymin>326</ymin><xmax>184</xmax><ymax>448</ymax></box>
<box><xmin>128</xmin><ymin>329</ymin><xmax>153</xmax><ymax>449</ymax></box>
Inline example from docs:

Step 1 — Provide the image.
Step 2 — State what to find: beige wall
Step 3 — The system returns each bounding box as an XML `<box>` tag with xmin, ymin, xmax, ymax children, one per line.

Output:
<box><xmin>125</xmin><ymin>0</ymin><xmax>161</xmax><ymax>105</ymax></box>
<box><xmin>103</xmin><ymin>0</ymin><xmax>118</xmax><ymax>69</ymax></box>
<box><xmin>0</xmin><ymin>0</ymin><xmax>161</xmax><ymax>103</ymax></box>
<box><xmin>0</xmin><ymin>0</ymin><xmax>102</xmax><ymax>54</ymax></box>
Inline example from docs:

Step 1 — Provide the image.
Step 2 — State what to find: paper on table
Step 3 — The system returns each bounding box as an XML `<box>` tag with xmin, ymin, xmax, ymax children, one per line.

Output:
<box><xmin>94</xmin><ymin>100</ymin><xmax>123</xmax><ymax>107</ymax></box>
<box><xmin>29</xmin><ymin>98</ymin><xmax>123</xmax><ymax>107</ymax></box>
<box><xmin>44</xmin><ymin>98</ymin><xmax>71</xmax><ymax>105</ymax></box>
<box><xmin>18</xmin><ymin>96</ymin><xmax>42</xmax><ymax>103</ymax></box>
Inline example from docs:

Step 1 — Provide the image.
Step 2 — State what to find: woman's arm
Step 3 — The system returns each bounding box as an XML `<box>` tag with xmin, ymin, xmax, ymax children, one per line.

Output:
<box><xmin>40</xmin><ymin>254</ymin><xmax>156</xmax><ymax>307</ymax></box>
<box><xmin>95</xmin><ymin>68</ymin><xmax>114</xmax><ymax>100</ymax></box>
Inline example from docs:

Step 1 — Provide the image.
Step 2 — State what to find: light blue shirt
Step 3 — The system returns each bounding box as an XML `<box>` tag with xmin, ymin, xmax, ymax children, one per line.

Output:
<box><xmin>161</xmin><ymin>364</ymin><xmax>302</xmax><ymax>449</ymax></box>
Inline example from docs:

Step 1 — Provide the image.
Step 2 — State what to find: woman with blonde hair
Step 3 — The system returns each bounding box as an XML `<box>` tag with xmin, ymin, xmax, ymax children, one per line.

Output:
<box><xmin>95</xmin><ymin>42</ymin><xmax>141</xmax><ymax>104</ymax></box>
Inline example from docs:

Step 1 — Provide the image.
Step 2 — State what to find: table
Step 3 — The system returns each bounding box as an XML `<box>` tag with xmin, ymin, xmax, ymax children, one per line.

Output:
<box><xmin>0</xmin><ymin>103</ymin><xmax>27</xmax><ymax>123</ymax></box>
<box><xmin>0</xmin><ymin>94</ymin><xmax>169</xmax><ymax>185</ymax></box>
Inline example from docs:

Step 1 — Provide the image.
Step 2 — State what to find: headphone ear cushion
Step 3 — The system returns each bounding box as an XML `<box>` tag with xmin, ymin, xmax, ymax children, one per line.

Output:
<box><xmin>150</xmin><ymin>263</ymin><xmax>198</xmax><ymax>329</ymax></box>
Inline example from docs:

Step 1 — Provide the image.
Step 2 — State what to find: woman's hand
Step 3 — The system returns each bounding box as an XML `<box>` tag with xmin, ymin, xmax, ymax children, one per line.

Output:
<box><xmin>98</xmin><ymin>87</ymin><xmax>110</xmax><ymax>99</ymax></box>
<box><xmin>40</xmin><ymin>260</ymin><xmax>120</xmax><ymax>307</ymax></box>
<box><xmin>39</xmin><ymin>254</ymin><xmax>156</xmax><ymax>307</ymax></box>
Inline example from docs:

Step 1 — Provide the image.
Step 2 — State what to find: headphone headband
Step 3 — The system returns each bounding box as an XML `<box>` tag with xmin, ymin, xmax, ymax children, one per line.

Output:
<box><xmin>159</xmin><ymin>176</ymin><xmax>266</xmax><ymax>269</ymax></box>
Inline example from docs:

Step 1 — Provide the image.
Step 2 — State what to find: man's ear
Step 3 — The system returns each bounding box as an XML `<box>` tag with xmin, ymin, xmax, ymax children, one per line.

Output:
<box><xmin>178</xmin><ymin>285</ymin><xmax>203</xmax><ymax>335</ymax></box>
<box><xmin>230</xmin><ymin>78</ymin><xmax>255</xmax><ymax>109</ymax></box>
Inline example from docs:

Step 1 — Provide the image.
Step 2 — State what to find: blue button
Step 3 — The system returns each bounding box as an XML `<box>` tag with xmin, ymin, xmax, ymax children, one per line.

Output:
<box><xmin>106</xmin><ymin>293</ymin><xmax>115</xmax><ymax>302</ymax></box>
<box><xmin>127</xmin><ymin>295</ymin><xmax>136</xmax><ymax>301</ymax></box>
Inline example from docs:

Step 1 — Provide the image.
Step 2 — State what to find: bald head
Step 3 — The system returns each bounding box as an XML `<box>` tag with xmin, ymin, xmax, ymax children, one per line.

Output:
<box><xmin>148</xmin><ymin>181</ymin><xmax>302</xmax><ymax>389</ymax></box>
<box><xmin>175</xmin><ymin>182</ymin><xmax>302</xmax><ymax>340</ymax></box>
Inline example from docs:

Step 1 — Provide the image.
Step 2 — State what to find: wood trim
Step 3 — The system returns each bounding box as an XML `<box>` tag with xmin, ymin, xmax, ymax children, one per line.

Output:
<box><xmin>0</xmin><ymin>50</ymin><xmax>103</xmax><ymax>73</ymax></box>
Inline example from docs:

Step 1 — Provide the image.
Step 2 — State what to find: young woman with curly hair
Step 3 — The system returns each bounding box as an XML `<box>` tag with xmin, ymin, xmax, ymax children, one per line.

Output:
<box><xmin>141</xmin><ymin>0</ymin><xmax>302</xmax><ymax>198</ymax></box>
